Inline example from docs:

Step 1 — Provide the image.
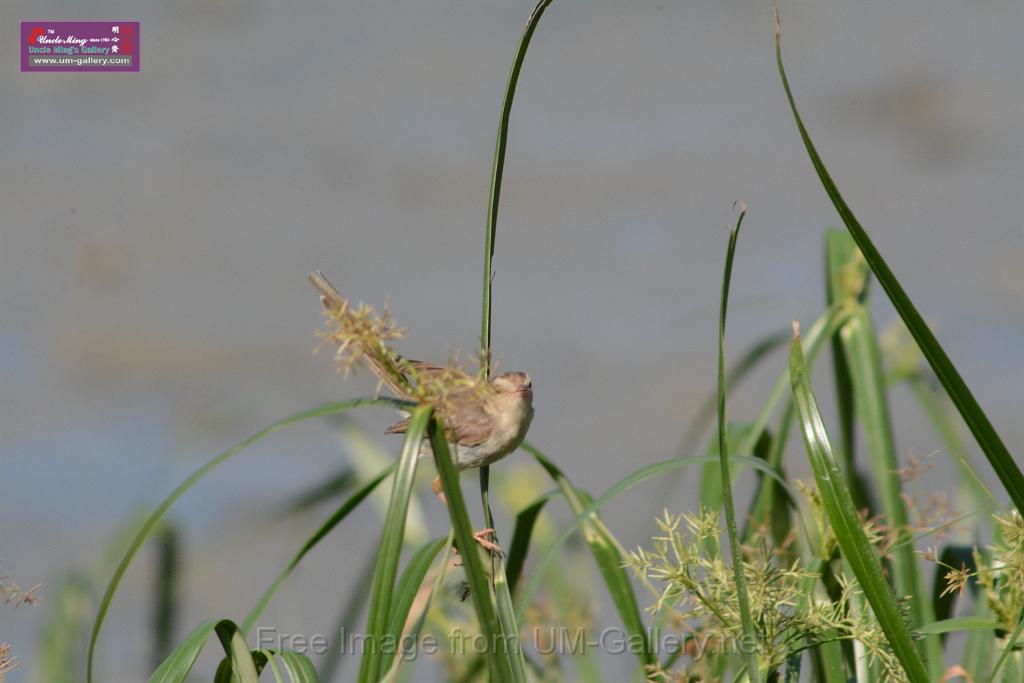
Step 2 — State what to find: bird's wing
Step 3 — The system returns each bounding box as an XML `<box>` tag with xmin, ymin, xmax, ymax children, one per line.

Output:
<box><xmin>384</xmin><ymin>392</ymin><xmax>492</xmax><ymax>447</ymax></box>
<box><xmin>442</xmin><ymin>396</ymin><xmax>493</xmax><ymax>447</ymax></box>
<box><xmin>384</xmin><ymin>415</ymin><xmax>411</xmax><ymax>435</ymax></box>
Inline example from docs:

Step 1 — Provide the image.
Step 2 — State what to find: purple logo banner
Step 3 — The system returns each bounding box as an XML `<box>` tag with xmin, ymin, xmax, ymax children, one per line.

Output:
<box><xmin>21</xmin><ymin>21</ymin><xmax>139</xmax><ymax>72</ymax></box>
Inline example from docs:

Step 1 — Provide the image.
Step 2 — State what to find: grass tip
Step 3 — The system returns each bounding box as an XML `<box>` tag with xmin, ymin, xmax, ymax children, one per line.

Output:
<box><xmin>791</xmin><ymin>320</ymin><xmax>800</xmax><ymax>339</ymax></box>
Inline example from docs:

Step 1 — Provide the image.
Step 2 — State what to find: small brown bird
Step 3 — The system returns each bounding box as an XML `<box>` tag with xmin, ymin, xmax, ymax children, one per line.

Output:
<box><xmin>309</xmin><ymin>271</ymin><xmax>534</xmax><ymax>552</ymax></box>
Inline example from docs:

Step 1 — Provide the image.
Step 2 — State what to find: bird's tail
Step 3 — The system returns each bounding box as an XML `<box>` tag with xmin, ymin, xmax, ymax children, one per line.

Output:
<box><xmin>308</xmin><ymin>270</ymin><xmax>348</xmax><ymax>312</ymax></box>
<box><xmin>308</xmin><ymin>270</ymin><xmax>412</xmax><ymax>398</ymax></box>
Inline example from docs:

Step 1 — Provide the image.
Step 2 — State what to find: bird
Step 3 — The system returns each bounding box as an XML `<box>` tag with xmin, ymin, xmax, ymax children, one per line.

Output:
<box><xmin>309</xmin><ymin>271</ymin><xmax>534</xmax><ymax>552</ymax></box>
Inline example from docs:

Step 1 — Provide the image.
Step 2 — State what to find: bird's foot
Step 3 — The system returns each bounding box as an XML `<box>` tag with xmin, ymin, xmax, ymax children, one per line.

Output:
<box><xmin>473</xmin><ymin>528</ymin><xmax>503</xmax><ymax>556</ymax></box>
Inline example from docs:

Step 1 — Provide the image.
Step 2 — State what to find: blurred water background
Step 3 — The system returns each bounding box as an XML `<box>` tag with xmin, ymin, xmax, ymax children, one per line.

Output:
<box><xmin>1</xmin><ymin>0</ymin><xmax>1022</xmax><ymax>680</ymax></box>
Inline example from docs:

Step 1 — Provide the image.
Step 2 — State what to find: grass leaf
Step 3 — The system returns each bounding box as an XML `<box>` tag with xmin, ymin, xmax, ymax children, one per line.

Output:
<box><xmin>506</xmin><ymin>492</ymin><xmax>555</xmax><ymax>594</ymax></box>
<box><xmin>788</xmin><ymin>328</ymin><xmax>930</xmax><ymax>682</ymax></box>
<box><xmin>526</xmin><ymin>446</ymin><xmax>655</xmax><ymax>668</ymax></box>
<box><xmin>715</xmin><ymin>209</ymin><xmax>761</xmax><ymax>682</ymax></box>
<box><xmin>839</xmin><ymin>304</ymin><xmax>942</xmax><ymax>673</ymax></box>
<box><xmin>383</xmin><ymin>536</ymin><xmax>449</xmax><ymax>668</ymax></box>
<box><xmin>775</xmin><ymin>8</ymin><xmax>1024</xmax><ymax>515</ymax></box>
<box><xmin>243</xmin><ymin>463</ymin><xmax>398</xmax><ymax>634</ymax></box>
<box><xmin>89</xmin><ymin>397</ymin><xmax>409</xmax><ymax>683</ymax></box>
<box><xmin>429</xmin><ymin>418</ymin><xmax>521</xmax><ymax>683</ymax></box>
<box><xmin>358</xmin><ymin>405</ymin><xmax>432</xmax><ymax>683</ymax></box>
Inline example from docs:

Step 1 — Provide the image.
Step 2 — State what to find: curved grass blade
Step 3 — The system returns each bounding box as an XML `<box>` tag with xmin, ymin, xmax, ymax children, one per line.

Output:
<box><xmin>358</xmin><ymin>405</ymin><xmax>431</xmax><ymax>683</ymax></box>
<box><xmin>506</xmin><ymin>492</ymin><xmax>555</xmax><ymax>594</ymax></box>
<box><xmin>715</xmin><ymin>209</ymin><xmax>760</xmax><ymax>683</ymax></box>
<box><xmin>151</xmin><ymin>618</ymin><xmax>258</xmax><ymax>683</ymax></box>
<box><xmin>524</xmin><ymin>445</ymin><xmax>654</xmax><ymax>668</ymax></box>
<box><xmin>429</xmin><ymin>418</ymin><xmax>519</xmax><ymax>683</ymax></box>
<box><xmin>735</xmin><ymin>305</ymin><xmax>847</xmax><ymax>462</ymax></box>
<box><xmin>825</xmin><ymin>228</ymin><xmax>873</xmax><ymax>513</ymax></box>
<box><xmin>840</xmin><ymin>305</ymin><xmax>941</xmax><ymax>674</ymax></box>
<box><xmin>149</xmin><ymin>618</ymin><xmax>220</xmax><ymax>683</ymax></box>
<box><xmin>477</xmin><ymin>6</ymin><xmax>556</xmax><ymax>678</ymax></box>
<box><xmin>699</xmin><ymin>423</ymin><xmax>770</xmax><ymax>523</ymax></box>
<box><xmin>774</xmin><ymin>8</ymin><xmax>1024</xmax><ymax>515</ymax></box>
<box><xmin>35</xmin><ymin>572</ymin><xmax>93</xmax><ymax>683</ymax></box>
<box><xmin>216</xmin><ymin>620</ymin><xmax>260</xmax><ymax>683</ymax></box>
<box><xmin>382</xmin><ymin>534</ymin><xmax>454</xmax><ymax>682</ymax></box>
<box><xmin>273</xmin><ymin>649</ymin><xmax>320</xmax><ymax>682</ymax></box>
<box><xmin>383</xmin><ymin>536</ymin><xmax>449</xmax><ymax>664</ymax></box>
<box><xmin>480</xmin><ymin>0</ymin><xmax>554</xmax><ymax>363</ymax></box>
<box><xmin>242</xmin><ymin>463</ymin><xmax>398</xmax><ymax>634</ymax></box>
<box><xmin>88</xmin><ymin>397</ymin><xmax>408</xmax><ymax>683</ymax></box>
<box><xmin>577</xmin><ymin>488</ymin><xmax>655</xmax><ymax>669</ymax></box>
<box><xmin>788</xmin><ymin>328</ymin><xmax>929</xmax><ymax>682</ymax></box>
<box><xmin>151</xmin><ymin>523</ymin><xmax>181</xmax><ymax>670</ymax></box>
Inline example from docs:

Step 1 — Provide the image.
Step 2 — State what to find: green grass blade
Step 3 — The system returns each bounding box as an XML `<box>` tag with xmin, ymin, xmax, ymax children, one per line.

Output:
<box><xmin>490</xmin><ymin>553</ymin><xmax>528</xmax><ymax>682</ymax></box>
<box><xmin>149</xmin><ymin>618</ymin><xmax>220</xmax><ymax>683</ymax></box>
<box><xmin>215</xmin><ymin>621</ymin><xmax>260</xmax><ymax>683</ymax></box>
<box><xmin>700</xmin><ymin>423</ymin><xmax>771</xmax><ymax>521</ymax></box>
<box><xmin>774</xmin><ymin>9</ymin><xmax>1024</xmax><ymax>515</ymax></box>
<box><xmin>262</xmin><ymin>651</ymin><xmax>288</xmax><ymax>683</ymax></box>
<box><xmin>839</xmin><ymin>305</ymin><xmax>941</xmax><ymax>674</ymax></box>
<box><xmin>825</xmin><ymin>229</ymin><xmax>873</xmax><ymax>512</ymax></box>
<box><xmin>715</xmin><ymin>209</ymin><xmax>761</xmax><ymax>683</ymax></box>
<box><xmin>506</xmin><ymin>492</ymin><xmax>555</xmax><ymax>594</ymax></box>
<box><xmin>150</xmin><ymin>618</ymin><xmax>259</xmax><ymax>683</ymax></box>
<box><xmin>576</xmin><ymin>489</ymin><xmax>656</xmax><ymax>669</ymax></box>
<box><xmin>732</xmin><ymin>304</ymin><xmax>849</xmax><ymax>484</ymax></box>
<box><xmin>428</xmin><ymin>418</ymin><xmax>519</xmax><ymax>683</ymax></box>
<box><xmin>242</xmin><ymin>463</ymin><xmax>398</xmax><ymax>634</ymax></box>
<box><xmin>151</xmin><ymin>524</ymin><xmax>181</xmax><ymax>671</ymax></box>
<box><xmin>916</xmin><ymin>617</ymin><xmax>1000</xmax><ymax>636</ymax></box>
<box><xmin>788</xmin><ymin>329</ymin><xmax>930</xmax><ymax>682</ymax></box>
<box><xmin>272</xmin><ymin>650</ymin><xmax>320</xmax><ymax>682</ymax></box>
<box><xmin>988</xmin><ymin>609</ymin><xmax>1024</xmax><ymax>683</ymax></box>
<box><xmin>741</xmin><ymin>306</ymin><xmax>850</xmax><ymax>549</ymax></box>
<box><xmin>742</xmin><ymin>407</ymin><xmax>795</xmax><ymax>549</ymax></box>
<box><xmin>382</xmin><ymin>533</ymin><xmax>454</xmax><ymax>683</ymax></box>
<box><xmin>359</xmin><ymin>405</ymin><xmax>432</xmax><ymax>683</ymax></box>
<box><xmin>476</xmin><ymin>6</ymin><xmax>555</xmax><ymax>676</ymax></box>
<box><xmin>383</xmin><ymin>536</ymin><xmax>449</xmax><ymax>666</ymax></box>
<box><xmin>480</xmin><ymin>0</ymin><xmax>554</xmax><ymax>364</ymax></box>
<box><xmin>525</xmin><ymin>446</ymin><xmax>655</xmax><ymax>668</ymax></box>
<box><xmin>88</xmin><ymin>397</ymin><xmax>407</xmax><ymax>683</ymax></box>
<box><xmin>35</xmin><ymin>572</ymin><xmax>92</xmax><ymax>683</ymax></box>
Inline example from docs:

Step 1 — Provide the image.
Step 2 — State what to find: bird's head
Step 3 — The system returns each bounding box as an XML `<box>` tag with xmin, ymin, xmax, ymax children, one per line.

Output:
<box><xmin>490</xmin><ymin>371</ymin><xmax>533</xmax><ymax>401</ymax></box>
